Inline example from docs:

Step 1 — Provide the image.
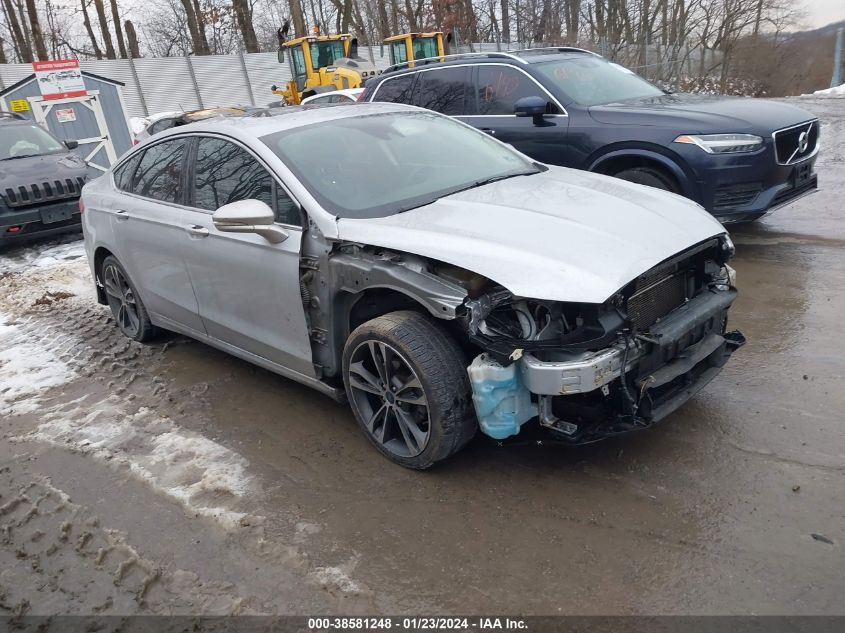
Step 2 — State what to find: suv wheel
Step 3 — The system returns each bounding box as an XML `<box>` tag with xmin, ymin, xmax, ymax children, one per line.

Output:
<box><xmin>612</xmin><ymin>166</ymin><xmax>678</xmax><ymax>193</ymax></box>
<box><xmin>100</xmin><ymin>255</ymin><xmax>157</xmax><ymax>342</ymax></box>
<box><xmin>342</xmin><ymin>311</ymin><xmax>476</xmax><ymax>469</ymax></box>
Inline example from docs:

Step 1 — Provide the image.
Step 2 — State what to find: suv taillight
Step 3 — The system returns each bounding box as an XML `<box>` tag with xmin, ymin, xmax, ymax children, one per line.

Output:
<box><xmin>356</xmin><ymin>90</ymin><xmax>366</xmax><ymax>102</ymax></box>
<box><xmin>79</xmin><ymin>198</ymin><xmax>85</xmax><ymax>214</ymax></box>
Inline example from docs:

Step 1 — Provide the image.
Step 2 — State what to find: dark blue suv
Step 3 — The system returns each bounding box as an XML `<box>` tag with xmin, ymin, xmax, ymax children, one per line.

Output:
<box><xmin>361</xmin><ymin>48</ymin><xmax>819</xmax><ymax>223</ymax></box>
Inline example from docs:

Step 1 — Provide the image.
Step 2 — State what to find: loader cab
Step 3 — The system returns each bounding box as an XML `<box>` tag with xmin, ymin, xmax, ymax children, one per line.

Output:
<box><xmin>281</xmin><ymin>34</ymin><xmax>351</xmax><ymax>95</ymax></box>
<box><xmin>385</xmin><ymin>32</ymin><xmax>446</xmax><ymax>67</ymax></box>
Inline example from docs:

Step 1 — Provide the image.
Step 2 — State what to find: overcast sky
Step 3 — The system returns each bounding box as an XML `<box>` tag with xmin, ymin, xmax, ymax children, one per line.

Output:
<box><xmin>805</xmin><ymin>0</ymin><xmax>845</xmax><ymax>28</ymax></box>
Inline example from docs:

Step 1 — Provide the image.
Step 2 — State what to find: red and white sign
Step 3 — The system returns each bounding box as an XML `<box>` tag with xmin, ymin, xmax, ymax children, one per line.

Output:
<box><xmin>32</xmin><ymin>59</ymin><xmax>86</xmax><ymax>100</ymax></box>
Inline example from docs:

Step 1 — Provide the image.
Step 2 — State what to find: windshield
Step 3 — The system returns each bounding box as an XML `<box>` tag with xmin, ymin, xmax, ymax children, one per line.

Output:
<box><xmin>0</xmin><ymin>124</ymin><xmax>65</xmax><ymax>160</ymax></box>
<box><xmin>261</xmin><ymin>112</ymin><xmax>539</xmax><ymax>219</ymax></box>
<box><xmin>311</xmin><ymin>40</ymin><xmax>346</xmax><ymax>68</ymax></box>
<box><xmin>412</xmin><ymin>36</ymin><xmax>439</xmax><ymax>60</ymax></box>
<box><xmin>534</xmin><ymin>56</ymin><xmax>663</xmax><ymax>106</ymax></box>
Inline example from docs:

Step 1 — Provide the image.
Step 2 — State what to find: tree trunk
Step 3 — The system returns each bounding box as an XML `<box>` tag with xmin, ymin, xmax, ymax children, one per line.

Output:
<box><xmin>232</xmin><ymin>0</ymin><xmax>259</xmax><ymax>52</ymax></box>
<box><xmin>179</xmin><ymin>0</ymin><xmax>209</xmax><ymax>55</ymax></box>
<box><xmin>92</xmin><ymin>0</ymin><xmax>116</xmax><ymax>58</ymax></box>
<box><xmin>108</xmin><ymin>0</ymin><xmax>127</xmax><ymax>57</ymax></box>
<box><xmin>0</xmin><ymin>37</ymin><xmax>7</xmax><ymax>64</ymax></box>
<box><xmin>2</xmin><ymin>0</ymin><xmax>31</xmax><ymax>61</ymax></box>
<box><xmin>124</xmin><ymin>19</ymin><xmax>140</xmax><ymax>57</ymax></box>
<box><xmin>79</xmin><ymin>0</ymin><xmax>103</xmax><ymax>59</ymax></box>
<box><xmin>289</xmin><ymin>0</ymin><xmax>307</xmax><ymax>38</ymax></box>
<box><xmin>190</xmin><ymin>0</ymin><xmax>210</xmax><ymax>53</ymax></box>
<box><xmin>500</xmin><ymin>0</ymin><xmax>510</xmax><ymax>42</ymax></box>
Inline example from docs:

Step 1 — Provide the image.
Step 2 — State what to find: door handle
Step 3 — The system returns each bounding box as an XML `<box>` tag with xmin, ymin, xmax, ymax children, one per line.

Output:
<box><xmin>114</xmin><ymin>209</ymin><xmax>129</xmax><ymax>221</ymax></box>
<box><xmin>185</xmin><ymin>224</ymin><xmax>209</xmax><ymax>237</ymax></box>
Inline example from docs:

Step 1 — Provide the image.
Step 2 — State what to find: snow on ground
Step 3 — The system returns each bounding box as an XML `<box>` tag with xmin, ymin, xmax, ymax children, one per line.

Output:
<box><xmin>2</xmin><ymin>237</ymin><xmax>257</xmax><ymax>529</ymax></box>
<box><xmin>802</xmin><ymin>83</ymin><xmax>845</xmax><ymax>97</ymax></box>
<box><xmin>0</xmin><ymin>314</ymin><xmax>76</xmax><ymax>415</ymax></box>
<box><xmin>0</xmin><ymin>236</ymin><xmax>87</xmax><ymax>276</ymax></box>
<box><xmin>27</xmin><ymin>397</ymin><xmax>255</xmax><ymax>527</ymax></box>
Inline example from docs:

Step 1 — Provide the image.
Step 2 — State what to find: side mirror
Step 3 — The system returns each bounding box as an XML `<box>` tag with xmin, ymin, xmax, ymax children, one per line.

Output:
<box><xmin>212</xmin><ymin>200</ymin><xmax>289</xmax><ymax>244</ymax></box>
<box><xmin>514</xmin><ymin>96</ymin><xmax>548</xmax><ymax>126</ymax></box>
<box><xmin>64</xmin><ymin>139</ymin><xmax>79</xmax><ymax>149</ymax></box>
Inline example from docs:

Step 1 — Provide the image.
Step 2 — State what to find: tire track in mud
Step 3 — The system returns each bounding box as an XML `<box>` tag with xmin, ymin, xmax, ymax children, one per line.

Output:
<box><xmin>1</xmin><ymin>261</ymin><xmax>379</xmax><ymax>611</ymax></box>
<box><xmin>0</xmin><ymin>472</ymin><xmax>256</xmax><ymax>616</ymax></box>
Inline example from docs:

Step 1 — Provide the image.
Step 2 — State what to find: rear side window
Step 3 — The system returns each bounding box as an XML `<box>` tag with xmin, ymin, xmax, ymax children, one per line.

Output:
<box><xmin>149</xmin><ymin>118</ymin><xmax>176</xmax><ymax>135</ymax></box>
<box><xmin>192</xmin><ymin>137</ymin><xmax>273</xmax><ymax>211</ymax></box>
<box><xmin>113</xmin><ymin>153</ymin><xmax>142</xmax><ymax>191</ymax></box>
<box><xmin>476</xmin><ymin>66</ymin><xmax>557</xmax><ymax>115</ymax></box>
<box><xmin>373</xmin><ymin>74</ymin><xmax>416</xmax><ymax>104</ymax></box>
<box><xmin>131</xmin><ymin>139</ymin><xmax>186</xmax><ymax>203</ymax></box>
<box><xmin>416</xmin><ymin>67</ymin><xmax>472</xmax><ymax>116</ymax></box>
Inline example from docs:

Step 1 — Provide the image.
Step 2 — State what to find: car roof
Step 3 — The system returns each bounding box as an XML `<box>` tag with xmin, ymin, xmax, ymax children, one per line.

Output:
<box><xmin>157</xmin><ymin>102</ymin><xmax>421</xmax><ymax>140</ymax></box>
<box><xmin>374</xmin><ymin>48</ymin><xmax>599</xmax><ymax>79</ymax></box>
<box><xmin>0</xmin><ymin>113</ymin><xmax>31</xmax><ymax>126</ymax></box>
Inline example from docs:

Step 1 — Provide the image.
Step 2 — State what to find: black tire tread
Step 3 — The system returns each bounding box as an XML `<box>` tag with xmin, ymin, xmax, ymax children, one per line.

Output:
<box><xmin>343</xmin><ymin>310</ymin><xmax>476</xmax><ymax>469</ymax></box>
<box><xmin>100</xmin><ymin>255</ymin><xmax>157</xmax><ymax>343</ymax></box>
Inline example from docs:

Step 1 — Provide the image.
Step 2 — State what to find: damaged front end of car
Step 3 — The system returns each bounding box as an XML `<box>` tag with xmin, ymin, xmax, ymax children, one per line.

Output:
<box><xmin>458</xmin><ymin>236</ymin><xmax>746</xmax><ymax>444</ymax></box>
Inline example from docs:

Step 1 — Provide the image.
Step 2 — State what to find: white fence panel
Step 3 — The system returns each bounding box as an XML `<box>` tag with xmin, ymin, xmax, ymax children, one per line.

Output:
<box><xmin>192</xmin><ymin>54</ymin><xmax>253</xmax><ymax>108</ymax></box>
<box><xmin>135</xmin><ymin>56</ymin><xmax>201</xmax><ymax>115</ymax></box>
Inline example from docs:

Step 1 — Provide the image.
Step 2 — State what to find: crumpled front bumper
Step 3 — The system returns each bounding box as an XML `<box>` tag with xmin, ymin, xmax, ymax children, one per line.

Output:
<box><xmin>468</xmin><ymin>288</ymin><xmax>745</xmax><ymax>443</ymax></box>
<box><xmin>523</xmin><ymin>289</ymin><xmax>745</xmax><ymax>441</ymax></box>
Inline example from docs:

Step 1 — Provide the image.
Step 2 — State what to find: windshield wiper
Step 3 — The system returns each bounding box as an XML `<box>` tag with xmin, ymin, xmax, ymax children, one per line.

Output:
<box><xmin>0</xmin><ymin>154</ymin><xmax>41</xmax><ymax>161</ymax></box>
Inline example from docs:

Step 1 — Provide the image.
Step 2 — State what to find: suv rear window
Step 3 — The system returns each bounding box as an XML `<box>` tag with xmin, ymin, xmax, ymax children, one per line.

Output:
<box><xmin>416</xmin><ymin>67</ymin><xmax>471</xmax><ymax>116</ymax></box>
<box><xmin>373</xmin><ymin>74</ymin><xmax>417</xmax><ymax>104</ymax></box>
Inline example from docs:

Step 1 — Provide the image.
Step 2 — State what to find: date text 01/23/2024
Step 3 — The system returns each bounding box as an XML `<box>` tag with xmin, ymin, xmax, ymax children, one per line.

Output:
<box><xmin>307</xmin><ymin>618</ymin><xmax>529</xmax><ymax>630</ymax></box>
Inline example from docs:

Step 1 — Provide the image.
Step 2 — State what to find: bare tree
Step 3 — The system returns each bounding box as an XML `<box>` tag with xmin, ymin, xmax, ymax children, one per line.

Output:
<box><xmin>124</xmin><ymin>18</ymin><xmax>141</xmax><ymax>57</ymax></box>
<box><xmin>232</xmin><ymin>0</ymin><xmax>259</xmax><ymax>51</ymax></box>
<box><xmin>80</xmin><ymin>0</ymin><xmax>103</xmax><ymax>59</ymax></box>
<box><xmin>108</xmin><ymin>0</ymin><xmax>127</xmax><ymax>56</ymax></box>
<box><xmin>2</xmin><ymin>0</ymin><xmax>31</xmax><ymax>61</ymax></box>
<box><xmin>92</xmin><ymin>0</ymin><xmax>116</xmax><ymax>57</ymax></box>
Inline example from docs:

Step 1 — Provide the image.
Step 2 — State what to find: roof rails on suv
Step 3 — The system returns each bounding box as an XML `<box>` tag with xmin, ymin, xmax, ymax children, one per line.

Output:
<box><xmin>384</xmin><ymin>51</ymin><xmax>528</xmax><ymax>74</ymax></box>
<box><xmin>512</xmin><ymin>47</ymin><xmax>601</xmax><ymax>58</ymax></box>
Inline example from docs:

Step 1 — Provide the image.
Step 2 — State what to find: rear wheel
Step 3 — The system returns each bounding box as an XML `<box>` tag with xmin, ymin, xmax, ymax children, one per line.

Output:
<box><xmin>342</xmin><ymin>311</ymin><xmax>476</xmax><ymax>469</ymax></box>
<box><xmin>100</xmin><ymin>255</ymin><xmax>157</xmax><ymax>342</ymax></box>
<box><xmin>612</xmin><ymin>166</ymin><xmax>678</xmax><ymax>193</ymax></box>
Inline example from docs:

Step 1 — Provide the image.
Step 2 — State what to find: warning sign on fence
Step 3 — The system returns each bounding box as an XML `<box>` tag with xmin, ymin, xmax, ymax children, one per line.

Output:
<box><xmin>32</xmin><ymin>59</ymin><xmax>87</xmax><ymax>100</ymax></box>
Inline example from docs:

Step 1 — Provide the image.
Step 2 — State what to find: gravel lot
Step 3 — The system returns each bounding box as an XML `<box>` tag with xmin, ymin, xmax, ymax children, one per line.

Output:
<box><xmin>1</xmin><ymin>97</ymin><xmax>843</xmax><ymax>617</ymax></box>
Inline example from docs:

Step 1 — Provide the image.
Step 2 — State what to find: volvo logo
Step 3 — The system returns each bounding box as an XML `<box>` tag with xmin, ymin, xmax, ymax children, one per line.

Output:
<box><xmin>798</xmin><ymin>130</ymin><xmax>809</xmax><ymax>153</ymax></box>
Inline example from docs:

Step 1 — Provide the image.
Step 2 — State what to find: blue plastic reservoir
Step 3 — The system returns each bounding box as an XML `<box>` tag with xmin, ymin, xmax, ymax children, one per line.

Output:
<box><xmin>467</xmin><ymin>354</ymin><xmax>537</xmax><ymax>440</ymax></box>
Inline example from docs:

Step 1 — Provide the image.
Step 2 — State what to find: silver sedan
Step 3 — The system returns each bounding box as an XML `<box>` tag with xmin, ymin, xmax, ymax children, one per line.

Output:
<box><xmin>82</xmin><ymin>103</ymin><xmax>743</xmax><ymax>468</ymax></box>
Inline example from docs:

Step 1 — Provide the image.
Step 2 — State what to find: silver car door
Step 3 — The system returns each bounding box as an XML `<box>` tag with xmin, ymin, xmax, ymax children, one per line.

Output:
<box><xmin>111</xmin><ymin>137</ymin><xmax>205</xmax><ymax>333</ymax></box>
<box><xmin>179</xmin><ymin>135</ymin><xmax>314</xmax><ymax>376</ymax></box>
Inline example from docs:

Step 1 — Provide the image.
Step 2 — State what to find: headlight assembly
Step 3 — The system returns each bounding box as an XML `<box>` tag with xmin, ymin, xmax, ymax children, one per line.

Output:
<box><xmin>674</xmin><ymin>133</ymin><xmax>763</xmax><ymax>154</ymax></box>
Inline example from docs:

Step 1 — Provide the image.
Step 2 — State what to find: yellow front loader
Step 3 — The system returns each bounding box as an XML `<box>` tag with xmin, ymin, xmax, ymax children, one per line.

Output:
<box><xmin>272</xmin><ymin>24</ymin><xmax>382</xmax><ymax>105</ymax></box>
<box><xmin>383</xmin><ymin>32</ymin><xmax>449</xmax><ymax>68</ymax></box>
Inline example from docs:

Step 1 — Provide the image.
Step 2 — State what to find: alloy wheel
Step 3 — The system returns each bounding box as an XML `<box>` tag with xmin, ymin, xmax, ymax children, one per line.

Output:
<box><xmin>347</xmin><ymin>340</ymin><xmax>431</xmax><ymax>458</ymax></box>
<box><xmin>102</xmin><ymin>263</ymin><xmax>141</xmax><ymax>338</ymax></box>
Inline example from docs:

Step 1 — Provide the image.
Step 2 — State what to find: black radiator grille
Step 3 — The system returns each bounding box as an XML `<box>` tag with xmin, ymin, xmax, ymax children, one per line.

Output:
<box><xmin>713</xmin><ymin>183</ymin><xmax>762</xmax><ymax>209</ymax></box>
<box><xmin>627</xmin><ymin>270</ymin><xmax>687</xmax><ymax>330</ymax></box>
<box><xmin>774</xmin><ymin>120</ymin><xmax>819</xmax><ymax>165</ymax></box>
<box><xmin>3</xmin><ymin>177</ymin><xmax>85</xmax><ymax>208</ymax></box>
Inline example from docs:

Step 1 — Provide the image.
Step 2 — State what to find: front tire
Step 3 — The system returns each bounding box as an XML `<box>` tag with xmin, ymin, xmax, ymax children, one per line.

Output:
<box><xmin>100</xmin><ymin>255</ymin><xmax>157</xmax><ymax>342</ymax></box>
<box><xmin>342</xmin><ymin>311</ymin><xmax>476</xmax><ymax>469</ymax></box>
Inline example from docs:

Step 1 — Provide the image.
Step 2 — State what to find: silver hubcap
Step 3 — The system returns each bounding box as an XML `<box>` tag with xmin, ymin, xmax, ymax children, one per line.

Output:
<box><xmin>103</xmin><ymin>264</ymin><xmax>140</xmax><ymax>337</ymax></box>
<box><xmin>347</xmin><ymin>340</ymin><xmax>431</xmax><ymax>458</ymax></box>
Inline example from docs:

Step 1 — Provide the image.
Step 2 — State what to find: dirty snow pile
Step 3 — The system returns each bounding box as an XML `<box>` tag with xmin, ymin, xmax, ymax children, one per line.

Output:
<box><xmin>0</xmin><ymin>316</ymin><xmax>76</xmax><ymax>415</ymax></box>
<box><xmin>29</xmin><ymin>397</ymin><xmax>255</xmax><ymax>527</ymax></box>
<box><xmin>804</xmin><ymin>83</ymin><xmax>845</xmax><ymax>97</ymax></box>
